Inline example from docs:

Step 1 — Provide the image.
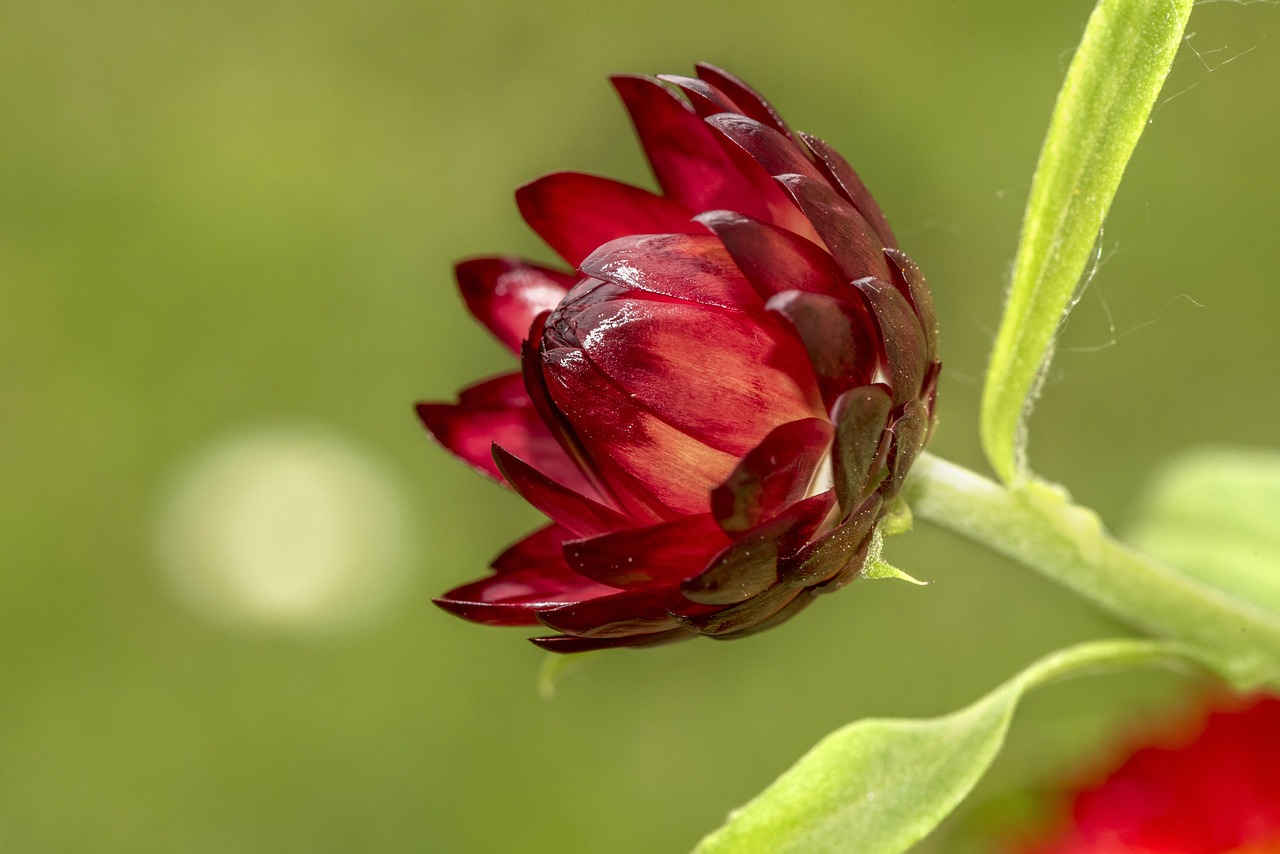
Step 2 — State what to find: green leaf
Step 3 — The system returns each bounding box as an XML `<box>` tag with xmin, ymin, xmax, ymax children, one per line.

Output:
<box><xmin>692</xmin><ymin>640</ymin><xmax>1205</xmax><ymax>854</ymax></box>
<box><xmin>980</xmin><ymin>0</ymin><xmax>1193</xmax><ymax>484</ymax></box>
<box><xmin>1129</xmin><ymin>447</ymin><xmax>1280</xmax><ymax>615</ymax></box>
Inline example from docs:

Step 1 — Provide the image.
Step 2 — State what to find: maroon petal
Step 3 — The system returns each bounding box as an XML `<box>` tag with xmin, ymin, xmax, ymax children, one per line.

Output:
<box><xmin>579</xmin><ymin>233</ymin><xmax>761</xmax><ymax>311</ymax></box>
<box><xmin>538</xmin><ymin>586</ymin><xmax>702</xmax><ymax>638</ymax></box>
<box><xmin>696</xmin><ymin>210</ymin><xmax>847</xmax><ymax>303</ymax></box>
<box><xmin>885</xmin><ymin>398</ymin><xmax>930</xmax><ymax>500</ymax></box>
<box><xmin>711</xmin><ymin>418</ymin><xmax>834</xmax><ymax>535</ymax></box>
<box><xmin>766</xmin><ymin>290</ymin><xmax>880</xmax><ymax>405</ymax></box>
<box><xmin>564</xmin><ymin>514</ymin><xmax>731</xmax><ymax>589</ymax></box>
<box><xmin>611</xmin><ymin>75</ymin><xmax>767</xmax><ymax>215</ymax></box>
<box><xmin>695</xmin><ymin>63</ymin><xmax>794</xmax><ymax>139</ymax></box>
<box><xmin>529</xmin><ymin>627</ymin><xmax>693</xmax><ymax>653</ymax></box>
<box><xmin>570</xmin><ymin>298</ymin><xmax>824</xmax><ymax>456</ymax></box>
<box><xmin>707</xmin><ymin>114</ymin><xmax>825</xmax><ymax>186</ymax></box>
<box><xmin>782</xmin><ymin>495</ymin><xmax>881</xmax><ymax>590</ymax></box>
<box><xmin>775</xmin><ymin>174</ymin><xmax>893</xmax><ymax>283</ymax></box>
<box><xmin>672</xmin><ymin>583</ymin><xmax>799</xmax><ymax>636</ymax></box>
<box><xmin>707</xmin><ymin>589</ymin><xmax>817</xmax><ymax>640</ymax></box>
<box><xmin>455</xmin><ymin>257</ymin><xmax>576</xmax><ymax>353</ymax></box>
<box><xmin>800</xmin><ymin>132</ymin><xmax>898</xmax><ymax>250</ymax></box>
<box><xmin>516</xmin><ymin>172</ymin><xmax>698</xmax><ymax>266</ymax></box>
<box><xmin>884</xmin><ymin>248</ymin><xmax>938</xmax><ymax>362</ymax></box>
<box><xmin>492</xmin><ymin>444</ymin><xmax>634</xmax><ymax>538</ymax></box>
<box><xmin>830</xmin><ymin>385</ymin><xmax>894</xmax><ymax>511</ymax></box>
<box><xmin>491</xmin><ymin>523</ymin><xmax>571</xmax><ymax>573</ymax></box>
<box><xmin>683</xmin><ymin>491</ymin><xmax>836</xmax><ymax>605</ymax></box>
<box><xmin>416</xmin><ymin>373</ymin><xmax>601</xmax><ymax>500</ymax></box>
<box><xmin>434</xmin><ymin>531</ymin><xmax>618</xmax><ymax>628</ymax></box>
<box><xmin>656</xmin><ymin>73</ymin><xmax>743</xmax><ymax>117</ymax></box>
<box><xmin>854</xmin><ymin>277</ymin><xmax>929</xmax><ymax>406</ymax></box>
<box><xmin>541</xmin><ymin>346</ymin><xmax>738</xmax><ymax>515</ymax></box>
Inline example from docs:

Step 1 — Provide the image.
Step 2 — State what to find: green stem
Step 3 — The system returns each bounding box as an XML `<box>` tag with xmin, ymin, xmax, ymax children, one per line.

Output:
<box><xmin>904</xmin><ymin>453</ymin><xmax>1280</xmax><ymax>689</ymax></box>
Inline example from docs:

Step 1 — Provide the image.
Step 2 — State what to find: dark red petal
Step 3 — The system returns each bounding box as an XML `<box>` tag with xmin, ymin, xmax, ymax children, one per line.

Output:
<box><xmin>708</xmin><ymin>589</ymin><xmax>818</xmax><ymax>640</ymax></box>
<box><xmin>672</xmin><ymin>583</ymin><xmax>799</xmax><ymax>636</ymax></box>
<box><xmin>706</xmin><ymin>114</ymin><xmax>825</xmax><ymax>186</ymax></box>
<box><xmin>885</xmin><ymin>399</ymin><xmax>930</xmax><ymax>500</ymax></box>
<box><xmin>490</xmin><ymin>523</ymin><xmax>570</xmax><ymax>573</ymax></box>
<box><xmin>712</xmin><ymin>418</ymin><xmax>834</xmax><ymax>535</ymax></box>
<box><xmin>454</xmin><ymin>257</ymin><xmax>575</xmax><ymax>353</ymax></box>
<box><xmin>782</xmin><ymin>495</ymin><xmax>881</xmax><ymax>590</ymax></box>
<box><xmin>854</xmin><ymin>277</ymin><xmax>929</xmax><ymax>407</ymax></box>
<box><xmin>695</xmin><ymin>63</ymin><xmax>794</xmax><ymax>138</ymax></box>
<box><xmin>683</xmin><ymin>491</ymin><xmax>836</xmax><ymax>605</ymax></box>
<box><xmin>611</xmin><ymin>75</ymin><xmax>767</xmax><ymax>215</ymax></box>
<box><xmin>766</xmin><ymin>290</ymin><xmax>880</xmax><ymax>405</ymax></box>
<box><xmin>656</xmin><ymin>74</ymin><xmax>742</xmax><ymax>117</ymax></box>
<box><xmin>434</xmin><ymin>532</ymin><xmax>617</xmax><ymax>628</ymax></box>
<box><xmin>516</xmin><ymin>172</ymin><xmax>698</xmax><ymax>266</ymax></box>
<box><xmin>492</xmin><ymin>444</ymin><xmax>634</xmax><ymax>538</ymax></box>
<box><xmin>416</xmin><ymin>373</ymin><xmax>604</xmax><ymax>501</ymax></box>
<box><xmin>538</xmin><ymin>586</ymin><xmax>703</xmax><ymax>638</ymax></box>
<box><xmin>696</xmin><ymin>210</ymin><xmax>848</xmax><ymax>302</ymax></box>
<box><xmin>571</xmin><ymin>298</ymin><xmax>824</xmax><ymax>456</ymax></box>
<box><xmin>884</xmin><ymin>248</ymin><xmax>938</xmax><ymax>362</ymax></box>
<box><xmin>578</xmin><ymin>233</ymin><xmax>761</xmax><ymax>311</ymax></box>
<box><xmin>564</xmin><ymin>514</ymin><xmax>731</xmax><ymax>589</ymax></box>
<box><xmin>542</xmin><ymin>347</ymin><xmax>738</xmax><ymax>515</ymax></box>
<box><xmin>775</xmin><ymin>174</ymin><xmax>893</xmax><ymax>283</ymax></box>
<box><xmin>799</xmin><ymin>132</ymin><xmax>899</xmax><ymax>250</ymax></box>
<box><xmin>830</xmin><ymin>385</ymin><xmax>894</xmax><ymax>511</ymax></box>
<box><xmin>529</xmin><ymin>627</ymin><xmax>694</xmax><ymax>653</ymax></box>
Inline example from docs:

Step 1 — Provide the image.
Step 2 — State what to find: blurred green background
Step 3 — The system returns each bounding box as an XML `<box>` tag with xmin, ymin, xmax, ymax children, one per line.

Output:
<box><xmin>3</xmin><ymin>0</ymin><xmax>1278</xmax><ymax>851</ymax></box>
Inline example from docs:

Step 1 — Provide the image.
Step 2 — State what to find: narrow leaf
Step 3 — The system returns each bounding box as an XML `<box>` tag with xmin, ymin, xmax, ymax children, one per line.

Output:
<box><xmin>1129</xmin><ymin>447</ymin><xmax>1280</xmax><ymax>615</ymax></box>
<box><xmin>692</xmin><ymin>640</ymin><xmax>1205</xmax><ymax>854</ymax></box>
<box><xmin>980</xmin><ymin>0</ymin><xmax>1193</xmax><ymax>483</ymax></box>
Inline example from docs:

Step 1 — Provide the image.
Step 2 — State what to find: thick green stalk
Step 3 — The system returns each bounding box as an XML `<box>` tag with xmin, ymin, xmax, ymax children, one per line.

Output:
<box><xmin>904</xmin><ymin>453</ymin><xmax>1280</xmax><ymax>688</ymax></box>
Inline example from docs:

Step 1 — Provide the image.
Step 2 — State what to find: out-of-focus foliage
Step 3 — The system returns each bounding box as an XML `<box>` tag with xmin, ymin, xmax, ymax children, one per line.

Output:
<box><xmin>2</xmin><ymin>0</ymin><xmax>1278</xmax><ymax>851</ymax></box>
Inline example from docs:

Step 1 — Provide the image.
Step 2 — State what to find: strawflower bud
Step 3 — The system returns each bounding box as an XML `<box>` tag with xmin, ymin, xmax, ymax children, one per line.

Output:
<box><xmin>419</xmin><ymin>64</ymin><xmax>939</xmax><ymax>652</ymax></box>
<box><xmin>1012</xmin><ymin>695</ymin><xmax>1280</xmax><ymax>853</ymax></box>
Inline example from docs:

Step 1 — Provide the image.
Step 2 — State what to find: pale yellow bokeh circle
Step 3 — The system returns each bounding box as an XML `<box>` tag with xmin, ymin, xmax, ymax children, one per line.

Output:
<box><xmin>155</xmin><ymin>427</ymin><xmax>413</xmax><ymax>634</ymax></box>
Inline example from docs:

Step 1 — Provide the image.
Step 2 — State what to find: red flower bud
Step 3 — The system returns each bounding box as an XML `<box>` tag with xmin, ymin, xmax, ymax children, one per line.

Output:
<box><xmin>1012</xmin><ymin>695</ymin><xmax>1280</xmax><ymax>853</ymax></box>
<box><xmin>419</xmin><ymin>65</ymin><xmax>940</xmax><ymax>651</ymax></box>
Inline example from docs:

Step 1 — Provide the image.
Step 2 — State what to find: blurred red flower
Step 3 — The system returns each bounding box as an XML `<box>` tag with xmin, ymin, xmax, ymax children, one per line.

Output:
<box><xmin>1014</xmin><ymin>695</ymin><xmax>1280</xmax><ymax>854</ymax></box>
<box><xmin>419</xmin><ymin>64</ymin><xmax>939</xmax><ymax>651</ymax></box>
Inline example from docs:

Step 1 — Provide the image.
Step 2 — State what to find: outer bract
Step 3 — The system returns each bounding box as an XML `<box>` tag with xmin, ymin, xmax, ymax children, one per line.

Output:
<box><xmin>419</xmin><ymin>64</ymin><xmax>939</xmax><ymax>652</ymax></box>
<box><xmin>1014</xmin><ymin>695</ymin><xmax>1280</xmax><ymax>854</ymax></box>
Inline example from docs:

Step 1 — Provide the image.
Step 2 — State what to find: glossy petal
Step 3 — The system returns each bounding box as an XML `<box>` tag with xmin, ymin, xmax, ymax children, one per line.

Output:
<box><xmin>886</xmin><ymin>398</ymin><xmax>930</xmax><ymax>501</ymax></box>
<box><xmin>417</xmin><ymin>373</ymin><xmax>602</xmax><ymax>500</ymax></box>
<box><xmin>707</xmin><ymin>114</ymin><xmax>826</xmax><ymax>185</ymax></box>
<box><xmin>656</xmin><ymin>73</ymin><xmax>742</xmax><ymax>117</ymax></box>
<box><xmin>800</xmin><ymin>132</ymin><xmax>898</xmax><ymax>250</ymax></box>
<box><xmin>492</xmin><ymin>444</ymin><xmax>633</xmax><ymax>538</ymax></box>
<box><xmin>563</xmin><ymin>514</ymin><xmax>731</xmax><ymax>589</ymax></box>
<box><xmin>570</xmin><ymin>298</ymin><xmax>825</xmax><ymax>456</ymax></box>
<box><xmin>541</xmin><ymin>346</ymin><xmax>737</xmax><ymax>514</ymax></box>
<box><xmin>538</xmin><ymin>585</ymin><xmax>712</xmax><ymax>638</ymax></box>
<box><xmin>696</xmin><ymin>210</ymin><xmax>847</xmax><ymax>302</ymax></box>
<box><xmin>455</xmin><ymin>257</ymin><xmax>576</xmax><ymax>353</ymax></box>
<box><xmin>854</xmin><ymin>277</ymin><xmax>929</xmax><ymax>406</ymax></box>
<box><xmin>516</xmin><ymin>172</ymin><xmax>698</xmax><ymax>266</ymax></box>
<box><xmin>611</xmin><ymin>74</ymin><xmax>767</xmax><ymax>215</ymax></box>
<box><xmin>579</xmin><ymin>233</ymin><xmax>760</xmax><ymax>311</ymax></box>
<box><xmin>782</xmin><ymin>495</ymin><xmax>881</xmax><ymax>590</ymax></box>
<box><xmin>830</xmin><ymin>384</ymin><xmax>894</xmax><ymax>511</ymax></box>
<box><xmin>711</xmin><ymin>418</ymin><xmax>834</xmax><ymax>535</ymax></box>
<box><xmin>673</xmin><ymin>583</ymin><xmax>800</xmax><ymax>636</ymax></box>
<box><xmin>434</xmin><ymin>529</ymin><xmax>617</xmax><ymax>628</ymax></box>
<box><xmin>683</xmin><ymin>491</ymin><xmax>835</xmax><ymax>605</ymax></box>
<box><xmin>696</xmin><ymin>63</ymin><xmax>794</xmax><ymax>138</ymax></box>
<box><xmin>885</xmin><ymin>247</ymin><xmax>938</xmax><ymax>361</ymax></box>
<box><xmin>530</xmin><ymin>627</ymin><xmax>694</xmax><ymax>653</ymax></box>
<box><xmin>775</xmin><ymin>174</ymin><xmax>893</xmax><ymax>283</ymax></box>
<box><xmin>708</xmin><ymin>589</ymin><xmax>818</xmax><ymax>640</ymax></box>
<box><xmin>766</xmin><ymin>290</ymin><xmax>880</xmax><ymax>405</ymax></box>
